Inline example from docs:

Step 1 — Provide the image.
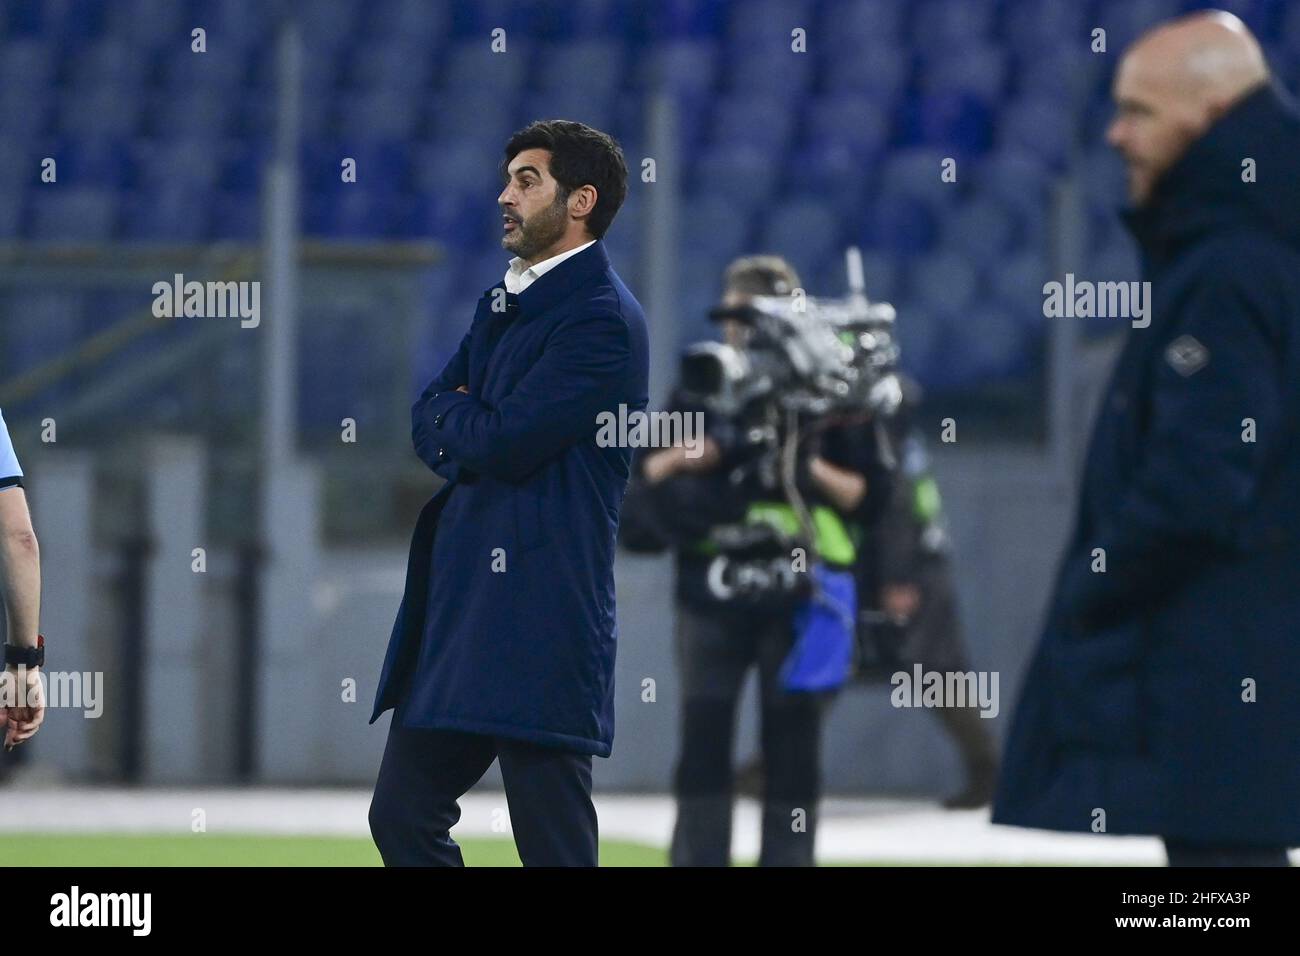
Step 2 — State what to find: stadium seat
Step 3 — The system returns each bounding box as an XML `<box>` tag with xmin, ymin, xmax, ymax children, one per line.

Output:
<box><xmin>899</xmin><ymin>91</ymin><xmax>994</xmax><ymax>155</ymax></box>
<box><xmin>998</xmin><ymin>95</ymin><xmax>1076</xmax><ymax>169</ymax></box>
<box><xmin>48</xmin><ymin>136</ymin><xmax>133</xmax><ymax>189</ymax></box>
<box><xmin>783</xmin><ymin>141</ymin><xmax>876</xmax><ymax>209</ymax></box>
<box><xmin>806</xmin><ymin>94</ymin><xmax>893</xmax><ymax>155</ymax></box>
<box><xmin>907</xmin><ymin>250</ymin><xmax>981</xmax><ymax>313</ymax></box>
<box><xmin>534</xmin><ymin>39</ymin><xmax>624</xmax><ymax>92</ymax></box>
<box><xmin>347</xmin><ymin>39</ymin><xmax>441</xmax><ymax>91</ymax></box>
<box><xmin>939</xmin><ymin>196</ymin><xmax>1021</xmax><ymax>269</ymax></box>
<box><xmin>988</xmin><ymin>250</ymin><xmax>1048</xmax><ymax>321</ymax></box>
<box><xmin>878</xmin><ymin>147</ymin><xmax>961</xmax><ymax>213</ymax></box>
<box><xmin>725</xmin><ymin>0</ymin><xmax>815</xmax><ymax>45</ymax></box>
<box><xmin>335</xmin><ymin>87</ymin><xmax>425</xmax><ymax>141</ymax></box>
<box><xmin>756</xmin><ymin>197</ymin><xmax>844</xmax><ymax>284</ymax></box>
<box><xmin>1</xmin><ymin>291</ymin><xmax>86</xmax><ymax>376</ymax></box>
<box><xmin>912</xmin><ymin>0</ymin><xmax>998</xmax><ymax>51</ymax></box>
<box><xmin>120</xmin><ymin>184</ymin><xmax>209</xmax><ymax>240</ymax></box>
<box><xmin>861</xmin><ymin>192</ymin><xmax>938</xmax><ymax>256</ymax></box>
<box><xmin>942</xmin><ymin>304</ymin><xmax>1036</xmax><ymax>386</ymax></box>
<box><xmin>518</xmin><ymin>87</ymin><xmax>616</xmax><ymax>138</ymax></box>
<box><xmin>29</xmin><ymin>188</ymin><xmax>118</xmax><ymax>241</ymax></box>
<box><xmin>633</xmin><ymin>39</ymin><xmax>718</xmax><ymax>95</ymax></box>
<box><xmin>132</xmin><ymin>138</ymin><xmax>225</xmax><ymax>190</ymax></box>
<box><xmin>822</xmin><ymin>42</ymin><xmax>911</xmax><ymax>102</ymax></box>
<box><xmin>681</xmin><ymin>194</ymin><xmax>753</xmax><ymax>266</ymax></box>
<box><xmin>722</xmin><ymin>41</ymin><xmax>814</xmax><ymax>101</ymax></box>
<box><xmin>149</xmin><ymin>88</ymin><xmax>238</xmax><ymax>141</ymax></box>
<box><xmin>102</xmin><ymin>0</ymin><xmax>200</xmax><ymax>53</ymax></box>
<box><xmin>709</xmin><ymin>94</ymin><xmax>795</xmax><ymax>154</ymax></box>
<box><xmin>441</xmin><ymin>39</ymin><xmax>533</xmax><ymax>91</ymax></box>
<box><xmin>0</xmin><ymin>38</ymin><xmax>55</xmax><ymax>90</ymax></box>
<box><xmin>1000</xmin><ymin>0</ymin><xmax>1089</xmax><ymax>53</ymax></box>
<box><xmin>917</xmin><ymin>46</ymin><xmax>1007</xmax><ymax>102</ymax></box>
<box><xmin>972</xmin><ymin>147</ymin><xmax>1052</xmax><ymax>220</ymax></box>
<box><xmin>1096</xmin><ymin>0</ymin><xmax>1188</xmax><ymax>54</ymax></box>
<box><xmin>819</xmin><ymin>0</ymin><xmax>908</xmax><ymax>50</ymax></box>
<box><xmin>67</xmin><ymin>38</ymin><xmax>149</xmax><ymax>90</ymax></box>
<box><xmin>892</xmin><ymin>304</ymin><xmax>941</xmax><ymax>385</ymax></box>
<box><xmin>57</xmin><ymin>87</ymin><xmax>142</xmax><ymax>140</ymax></box>
<box><xmin>424</xmin><ymin>88</ymin><xmax>518</xmax><ymax>155</ymax></box>
<box><xmin>693</xmin><ymin>145</ymin><xmax>780</xmax><ymax>214</ymax></box>
<box><xmin>209</xmin><ymin>191</ymin><xmax>261</xmax><ymax>240</ymax></box>
<box><xmin>409</xmin><ymin>139</ymin><xmax>498</xmax><ymax>204</ymax></box>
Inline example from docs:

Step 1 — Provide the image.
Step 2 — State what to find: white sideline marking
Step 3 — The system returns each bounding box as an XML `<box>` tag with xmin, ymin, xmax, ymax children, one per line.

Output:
<box><xmin>3</xmin><ymin>788</ymin><xmax>1293</xmax><ymax>865</ymax></box>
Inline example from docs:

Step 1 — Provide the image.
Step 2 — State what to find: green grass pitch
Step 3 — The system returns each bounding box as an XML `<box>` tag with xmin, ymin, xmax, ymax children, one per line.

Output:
<box><xmin>4</xmin><ymin>834</ymin><xmax>1047</xmax><ymax>865</ymax></box>
<box><xmin>4</xmin><ymin>834</ymin><xmax>667</xmax><ymax>866</ymax></box>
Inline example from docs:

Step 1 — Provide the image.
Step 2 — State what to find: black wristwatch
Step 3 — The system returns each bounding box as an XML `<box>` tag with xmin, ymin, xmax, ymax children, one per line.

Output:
<box><xmin>4</xmin><ymin>634</ymin><xmax>44</xmax><ymax>668</ymax></box>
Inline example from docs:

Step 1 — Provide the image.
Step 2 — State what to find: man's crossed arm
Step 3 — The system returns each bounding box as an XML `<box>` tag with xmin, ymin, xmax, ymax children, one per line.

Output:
<box><xmin>412</xmin><ymin>307</ymin><xmax>633</xmax><ymax>484</ymax></box>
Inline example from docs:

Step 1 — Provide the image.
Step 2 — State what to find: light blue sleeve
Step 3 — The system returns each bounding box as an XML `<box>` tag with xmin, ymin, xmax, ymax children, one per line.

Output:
<box><xmin>0</xmin><ymin>409</ymin><xmax>23</xmax><ymax>487</ymax></box>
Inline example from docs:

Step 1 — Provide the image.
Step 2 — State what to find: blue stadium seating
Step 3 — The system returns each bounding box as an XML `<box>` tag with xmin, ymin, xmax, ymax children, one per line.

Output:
<box><xmin>693</xmin><ymin>144</ymin><xmax>780</xmax><ymax>213</ymax></box>
<box><xmin>939</xmin><ymin>196</ymin><xmax>1020</xmax><ymax>270</ymax></box>
<box><xmin>633</xmin><ymin>39</ymin><xmax>718</xmax><ymax>94</ymax></box>
<box><xmin>9</xmin><ymin>0</ymin><xmax>1300</xmax><ymax>401</ymax></box>
<box><xmin>757</xmin><ymin>197</ymin><xmax>843</xmax><ymax>283</ymax></box>
<box><xmin>907</xmin><ymin>250</ymin><xmax>981</xmax><ymax>315</ymax></box>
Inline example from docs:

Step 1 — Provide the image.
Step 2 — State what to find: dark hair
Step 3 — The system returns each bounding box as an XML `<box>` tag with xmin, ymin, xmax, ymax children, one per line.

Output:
<box><xmin>501</xmin><ymin>119</ymin><xmax>628</xmax><ymax>239</ymax></box>
<box><xmin>723</xmin><ymin>255</ymin><xmax>802</xmax><ymax>297</ymax></box>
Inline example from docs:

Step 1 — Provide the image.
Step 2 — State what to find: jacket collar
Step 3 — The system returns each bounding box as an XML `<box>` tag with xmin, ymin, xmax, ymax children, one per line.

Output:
<box><xmin>1121</xmin><ymin>80</ymin><xmax>1300</xmax><ymax>266</ymax></box>
<box><xmin>479</xmin><ymin>240</ymin><xmax>610</xmax><ymax>320</ymax></box>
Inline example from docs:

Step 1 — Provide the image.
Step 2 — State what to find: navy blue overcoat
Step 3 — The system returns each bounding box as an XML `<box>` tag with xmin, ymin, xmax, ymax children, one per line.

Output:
<box><xmin>993</xmin><ymin>84</ymin><xmax>1300</xmax><ymax>844</ymax></box>
<box><xmin>370</xmin><ymin>240</ymin><xmax>649</xmax><ymax>757</ymax></box>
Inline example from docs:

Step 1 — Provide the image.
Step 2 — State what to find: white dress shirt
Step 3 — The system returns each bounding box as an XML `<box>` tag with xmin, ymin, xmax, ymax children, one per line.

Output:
<box><xmin>503</xmin><ymin>239</ymin><xmax>596</xmax><ymax>295</ymax></box>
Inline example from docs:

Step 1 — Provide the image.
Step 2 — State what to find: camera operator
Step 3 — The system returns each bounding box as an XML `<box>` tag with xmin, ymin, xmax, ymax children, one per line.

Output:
<box><xmin>620</xmin><ymin>255</ymin><xmax>893</xmax><ymax>866</ymax></box>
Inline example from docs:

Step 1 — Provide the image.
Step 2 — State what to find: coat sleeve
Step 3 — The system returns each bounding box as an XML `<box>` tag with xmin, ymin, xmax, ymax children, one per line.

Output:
<box><xmin>413</xmin><ymin>306</ymin><xmax>633</xmax><ymax>484</ymax></box>
<box><xmin>412</xmin><ymin>325</ymin><xmax>474</xmax><ymax>482</ymax></box>
<box><xmin>1056</xmin><ymin>266</ymin><xmax>1285</xmax><ymax>630</ymax></box>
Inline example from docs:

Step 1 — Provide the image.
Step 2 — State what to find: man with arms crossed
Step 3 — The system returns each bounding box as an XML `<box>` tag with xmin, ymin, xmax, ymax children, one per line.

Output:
<box><xmin>369</xmin><ymin>121</ymin><xmax>648</xmax><ymax>866</ymax></box>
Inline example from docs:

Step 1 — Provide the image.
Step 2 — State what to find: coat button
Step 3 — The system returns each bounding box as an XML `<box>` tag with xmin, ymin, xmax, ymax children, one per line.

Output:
<box><xmin>433</xmin><ymin>413</ymin><xmax>444</xmax><ymax>427</ymax></box>
<box><xmin>437</xmin><ymin>448</ymin><xmax>446</xmax><ymax>460</ymax></box>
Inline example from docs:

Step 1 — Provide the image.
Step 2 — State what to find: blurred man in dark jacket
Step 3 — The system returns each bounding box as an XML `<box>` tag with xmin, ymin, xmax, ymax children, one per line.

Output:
<box><xmin>994</xmin><ymin>12</ymin><xmax>1300</xmax><ymax>865</ymax></box>
<box><xmin>621</xmin><ymin>256</ymin><xmax>892</xmax><ymax>866</ymax></box>
<box><xmin>740</xmin><ymin>375</ymin><xmax>999</xmax><ymax>808</ymax></box>
<box><xmin>859</xmin><ymin>375</ymin><xmax>998</xmax><ymax>808</ymax></box>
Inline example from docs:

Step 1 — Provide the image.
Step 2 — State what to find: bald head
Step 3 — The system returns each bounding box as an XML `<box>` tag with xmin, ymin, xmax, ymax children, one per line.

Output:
<box><xmin>1106</xmin><ymin>11</ymin><xmax>1269</xmax><ymax>204</ymax></box>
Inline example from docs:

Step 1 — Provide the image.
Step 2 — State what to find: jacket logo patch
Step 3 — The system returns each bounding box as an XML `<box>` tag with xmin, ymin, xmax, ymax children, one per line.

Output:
<box><xmin>1165</xmin><ymin>334</ymin><xmax>1209</xmax><ymax>377</ymax></box>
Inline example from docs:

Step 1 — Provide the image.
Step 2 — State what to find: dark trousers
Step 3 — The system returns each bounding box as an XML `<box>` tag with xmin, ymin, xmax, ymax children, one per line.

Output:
<box><xmin>670</xmin><ymin>602</ymin><xmax>829</xmax><ymax>867</ymax></box>
<box><xmin>369</xmin><ymin>708</ymin><xmax>597</xmax><ymax>867</ymax></box>
<box><xmin>1164</xmin><ymin>838</ymin><xmax>1291</xmax><ymax>867</ymax></box>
